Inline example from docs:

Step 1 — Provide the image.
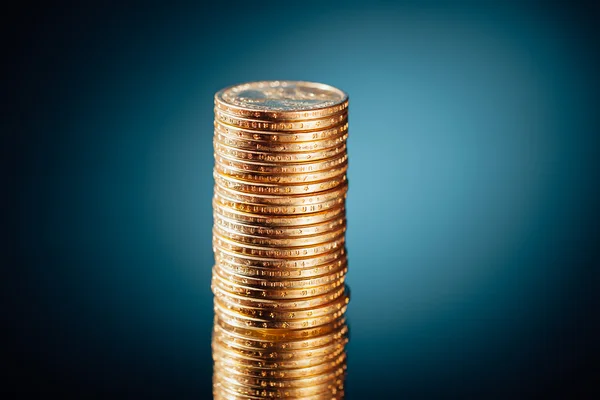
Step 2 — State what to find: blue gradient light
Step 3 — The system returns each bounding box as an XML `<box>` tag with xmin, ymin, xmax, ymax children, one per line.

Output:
<box><xmin>11</xmin><ymin>1</ymin><xmax>598</xmax><ymax>397</ymax></box>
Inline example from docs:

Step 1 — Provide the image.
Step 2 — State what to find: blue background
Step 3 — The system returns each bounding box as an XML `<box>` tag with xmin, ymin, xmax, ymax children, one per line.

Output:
<box><xmin>6</xmin><ymin>1</ymin><xmax>599</xmax><ymax>397</ymax></box>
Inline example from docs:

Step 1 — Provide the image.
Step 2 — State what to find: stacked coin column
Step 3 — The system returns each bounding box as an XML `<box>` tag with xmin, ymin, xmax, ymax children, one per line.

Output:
<box><xmin>211</xmin><ymin>81</ymin><xmax>349</xmax><ymax>400</ymax></box>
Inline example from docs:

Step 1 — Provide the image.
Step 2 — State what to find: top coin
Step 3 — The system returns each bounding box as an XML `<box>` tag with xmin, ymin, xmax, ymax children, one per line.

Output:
<box><xmin>215</xmin><ymin>81</ymin><xmax>348</xmax><ymax>121</ymax></box>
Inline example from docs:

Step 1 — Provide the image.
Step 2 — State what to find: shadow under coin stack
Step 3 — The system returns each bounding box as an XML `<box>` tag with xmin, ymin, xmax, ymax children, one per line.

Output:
<box><xmin>211</xmin><ymin>81</ymin><xmax>350</xmax><ymax>399</ymax></box>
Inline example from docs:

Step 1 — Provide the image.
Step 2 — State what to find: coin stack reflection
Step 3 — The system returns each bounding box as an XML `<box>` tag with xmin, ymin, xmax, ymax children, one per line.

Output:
<box><xmin>212</xmin><ymin>81</ymin><xmax>350</xmax><ymax>399</ymax></box>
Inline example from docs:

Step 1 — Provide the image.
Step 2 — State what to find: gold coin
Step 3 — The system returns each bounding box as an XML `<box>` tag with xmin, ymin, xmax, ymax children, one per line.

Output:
<box><xmin>213</xmin><ymin>236</ymin><xmax>345</xmax><ymax>262</ymax></box>
<box><xmin>213</xmin><ymin>200</ymin><xmax>345</xmax><ymax>226</ymax></box>
<box><xmin>213</xmin><ymin>170</ymin><xmax>346</xmax><ymax>196</ymax></box>
<box><xmin>213</xmin><ymin>224</ymin><xmax>346</xmax><ymax>247</ymax></box>
<box><xmin>213</xmin><ymin>391</ymin><xmax>345</xmax><ymax>400</ymax></box>
<box><xmin>214</xmin><ymin>182</ymin><xmax>348</xmax><ymax>206</ymax></box>
<box><xmin>213</xmin><ymin>264</ymin><xmax>347</xmax><ymax>293</ymax></box>
<box><xmin>212</xmin><ymin>277</ymin><xmax>345</xmax><ymax>304</ymax></box>
<box><xmin>213</xmin><ymin>331</ymin><xmax>348</xmax><ymax>359</ymax></box>
<box><xmin>212</xmin><ymin>340</ymin><xmax>346</xmax><ymax>369</ymax></box>
<box><xmin>214</xmin><ymin>251</ymin><xmax>347</xmax><ymax>278</ymax></box>
<box><xmin>211</xmin><ymin>336</ymin><xmax>348</xmax><ymax>364</ymax></box>
<box><xmin>214</xmin><ymin>371</ymin><xmax>345</xmax><ymax>390</ymax></box>
<box><xmin>213</xmin><ymin>338</ymin><xmax>346</xmax><ymax>363</ymax></box>
<box><xmin>214</xmin><ymin>128</ymin><xmax>348</xmax><ymax>153</ymax></box>
<box><xmin>214</xmin><ymin>300</ymin><xmax>347</xmax><ymax>330</ymax></box>
<box><xmin>214</xmin><ymin>290</ymin><xmax>349</xmax><ymax>321</ymax></box>
<box><xmin>214</xmin><ymin>261</ymin><xmax>347</xmax><ymax>280</ymax></box>
<box><xmin>214</xmin><ymin>119</ymin><xmax>348</xmax><ymax>143</ymax></box>
<box><xmin>214</xmin><ymin>162</ymin><xmax>348</xmax><ymax>186</ymax></box>
<box><xmin>213</xmin><ymin>213</ymin><xmax>346</xmax><ymax>238</ymax></box>
<box><xmin>213</xmin><ymin>169</ymin><xmax>347</xmax><ymax>195</ymax></box>
<box><xmin>213</xmin><ymin>190</ymin><xmax>346</xmax><ymax>216</ymax></box>
<box><xmin>214</xmin><ymin>151</ymin><xmax>348</xmax><ymax>174</ymax></box>
<box><xmin>213</xmin><ymin>132</ymin><xmax>345</xmax><ymax>154</ymax></box>
<box><xmin>213</xmin><ymin>331</ymin><xmax>347</xmax><ymax>361</ymax></box>
<box><xmin>213</xmin><ymin>374</ymin><xmax>343</xmax><ymax>398</ymax></box>
<box><xmin>212</xmin><ymin>321</ymin><xmax>348</xmax><ymax>352</ymax></box>
<box><xmin>211</xmin><ymin>332</ymin><xmax>348</xmax><ymax>356</ymax></box>
<box><xmin>213</xmin><ymin>386</ymin><xmax>345</xmax><ymax>400</ymax></box>
<box><xmin>213</xmin><ymin>246</ymin><xmax>346</xmax><ymax>269</ymax></box>
<box><xmin>213</xmin><ymin>359</ymin><xmax>346</xmax><ymax>385</ymax></box>
<box><xmin>213</xmin><ymin>306</ymin><xmax>347</xmax><ymax>332</ymax></box>
<box><xmin>212</xmin><ymin>285</ymin><xmax>348</xmax><ymax>312</ymax></box>
<box><xmin>213</xmin><ymin>342</ymin><xmax>347</xmax><ymax>366</ymax></box>
<box><xmin>214</xmin><ymin>350</ymin><xmax>347</xmax><ymax>379</ymax></box>
<box><xmin>214</xmin><ymin>315</ymin><xmax>347</xmax><ymax>343</ymax></box>
<box><xmin>213</xmin><ymin>363</ymin><xmax>346</xmax><ymax>388</ymax></box>
<box><xmin>212</xmin><ymin>372</ymin><xmax>345</xmax><ymax>395</ymax></box>
<box><xmin>214</xmin><ymin>120</ymin><xmax>348</xmax><ymax>149</ymax></box>
<box><xmin>214</xmin><ymin>366</ymin><xmax>344</xmax><ymax>397</ymax></box>
<box><xmin>214</xmin><ymin>81</ymin><xmax>348</xmax><ymax>121</ymax></box>
<box><xmin>214</xmin><ymin>140</ymin><xmax>347</xmax><ymax>163</ymax></box>
<box><xmin>213</xmin><ymin>194</ymin><xmax>346</xmax><ymax>217</ymax></box>
<box><xmin>213</xmin><ymin>230</ymin><xmax>345</xmax><ymax>256</ymax></box>
<box><xmin>213</xmin><ymin>381</ymin><xmax>344</xmax><ymax>400</ymax></box>
<box><xmin>213</xmin><ymin>238</ymin><xmax>347</xmax><ymax>258</ymax></box>
<box><xmin>214</xmin><ymin>260</ymin><xmax>347</xmax><ymax>289</ymax></box>
<box><xmin>213</xmin><ymin>263</ymin><xmax>347</xmax><ymax>291</ymax></box>
<box><xmin>215</xmin><ymin>108</ymin><xmax>347</xmax><ymax>132</ymax></box>
<box><xmin>211</xmin><ymin>271</ymin><xmax>345</xmax><ymax>300</ymax></box>
<box><xmin>213</xmin><ymin>308</ymin><xmax>346</xmax><ymax>333</ymax></box>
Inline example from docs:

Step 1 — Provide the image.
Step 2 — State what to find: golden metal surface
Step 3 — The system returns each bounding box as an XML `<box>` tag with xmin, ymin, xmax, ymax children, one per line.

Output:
<box><xmin>215</xmin><ymin>108</ymin><xmax>348</xmax><ymax>132</ymax></box>
<box><xmin>214</xmin><ymin>119</ymin><xmax>348</xmax><ymax>143</ymax></box>
<box><xmin>213</xmin><ymin>223</ymin><xmax>346</xmax><ymax>246</ymax></box>
<box><xmin>213</xmin><ymin>246</ymin><xmax>347</xmax><ymax>269</ymax></box>
<box><xmin>214</xmin><ymin>161</ymin><xmax>348</xmax><ymax>185</ymax></box>
<box><xmin>214</xmin><ymin>151</ymin><xmax>348</xmax><ymax>175</ymax></box>
<box><xmin>214</xmin><ymin>128</ymin><xmax>348</xmax><ymax>152</ymax></box>
<box><xmin>212</xmin><ymin>285</ymin><xmax>349</xmax><ymax>311</ymax></box>
<box><xmin>212</xmin><ymin>81</ymin><xmax>349</xmax><ymax>398</ymax></box>
<box><xmin>214</xmin><ymin>81</ymin><xmax>348</xmax><ymax>120</ymax></box>
<box><xmin>213</xmin><ymin>264</ymin><xmax>348</xmax><ymax>291</ymax></box>
<box><xmin>213</xmin><ymin>320</ymin><xmax>348</xmax><ymax>351</ymax></box>
<box><xmin>214</xmin><ymin>140</ymin><xmax>347</xmax><ymax>163</ymax></box>
<box><xmin>214</xmin><ymin>181</ymin><xmax>348</xmax><ymax>206</ymax></box>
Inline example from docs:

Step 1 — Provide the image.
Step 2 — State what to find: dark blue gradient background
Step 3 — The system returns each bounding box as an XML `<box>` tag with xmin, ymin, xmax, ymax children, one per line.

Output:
<box><xmin>6</xmin><ymin>1</ymin><xmax>599</xmax><ymax>397</ymax></box>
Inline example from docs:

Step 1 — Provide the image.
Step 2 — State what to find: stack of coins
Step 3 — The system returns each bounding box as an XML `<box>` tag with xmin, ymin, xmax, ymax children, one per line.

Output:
<box><xmin>211</xmin><ymin>81</ymin><xmax>350</xmax><ymax>399</ymax></box>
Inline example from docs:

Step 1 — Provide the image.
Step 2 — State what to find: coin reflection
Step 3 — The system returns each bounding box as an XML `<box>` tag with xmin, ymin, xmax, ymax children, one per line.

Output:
<box><xmin>212</xmin><ymin>309</ymin><xmax>349</xmax><ymax>399</ymax></box>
